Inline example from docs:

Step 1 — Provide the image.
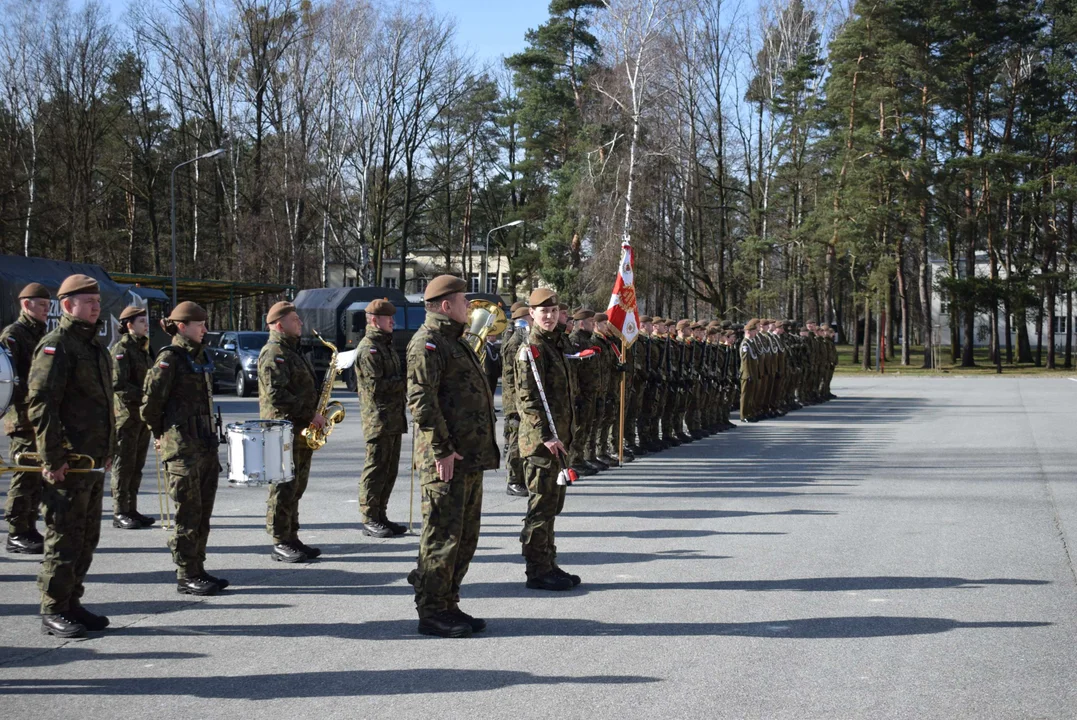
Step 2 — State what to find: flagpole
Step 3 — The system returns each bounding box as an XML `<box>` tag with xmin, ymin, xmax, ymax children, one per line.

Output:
<box><xmin>618</xmin><ymin>338</ymin><xmax>626</xmax><ymax>467</ymax></box>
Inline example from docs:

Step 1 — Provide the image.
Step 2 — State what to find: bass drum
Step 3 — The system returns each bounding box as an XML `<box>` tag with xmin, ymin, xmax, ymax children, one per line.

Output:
<box><xmin>0</xmin><ymin>347</ymin><xmax>14</xmax><ymax>418</ymax></box>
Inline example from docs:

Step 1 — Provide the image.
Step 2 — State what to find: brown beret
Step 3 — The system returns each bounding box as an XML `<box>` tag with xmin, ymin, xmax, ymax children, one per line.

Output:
<box><xmin>18</xmin><ymin>282</ymin><xmax>50</xmax><ymax>300</ymax></box>
<box><xmin>745</xmin><ymin>319</ymin><xmax>759</xmax><ymax>331</ymax></box>
<box><xmin>266</xmin><ymin>301</ymin><xmax>297</xmax><ymax>324</ymax></box>
<box><xmin>558</xmin><ymin>302</ymin><xmax>569</xmax><ymax>312</ymax></box>
<box><xmin>572</xmin><ymin>308</ymin><xmax>595</xmax><ymax>321</ymax></box>
<box><xmin>511</xmin><ymin>306</ymin><xmax>531</xmax><ymax>320</ymax></box>
<box><xmin>706</xmin><ymin>326</ymin><xmax>720</xmax><ymax>336</ymax></box>
<box><xmin>638</xmin><ymin>315</ymin><xmax>652</xmax><ymax>323</ymax></box>
<box><xmin>676</xmin><ymin>319</ymin><xmax>691</xmax><ymax>330</ymax></box>
<box><xmin>594</xmin><ymin>312</ymin><xmax>609</xmax><ymax>323</ymax></box>
<box><xmin>168</xmin><ymin>301</ymin><xmax>208</xmax><ymax>323</ymax></box>
<box><xmin>691</xmin><ymin>322</ymin><xmax>704</xmax><ymax>330</ymax></box>
<box><xmin>366</xmin><ymin>298</ymin><xmax>396</xmax><ymax>317</ymax></box>
<box><xmin>510</xmin><ymin>300</ymin><xmax>528</xmax><ymax>312</ymax></box>
<box><xmin>425</xmin><ymin>275</ymin><xmax>467</xmax><ymax>302</ymax></box>
<box><xmin>57</xmin><ymin>274</ymin><xmax>99</xmax><ymax>298</ymax></box>
<box><xmin>119</xmin><ymin>306</ymin><xmax>147</xmax><ymax>322</ymax></box>
<box><xmin>528</xmin><ymin>287</ymin><xmax>558</xmax><ymax>308</ymax></box>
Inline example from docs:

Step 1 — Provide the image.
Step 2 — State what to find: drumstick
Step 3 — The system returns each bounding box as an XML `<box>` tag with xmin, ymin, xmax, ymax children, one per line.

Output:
<box><xmin>154</xmin><ymin>443</ymin><xmax>172</xmax><ymax>530</ymax></box>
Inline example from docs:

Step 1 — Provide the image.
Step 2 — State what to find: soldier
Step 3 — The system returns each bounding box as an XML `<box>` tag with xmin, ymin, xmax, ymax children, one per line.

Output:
<box><xmin>355</xmin><ymin>298</ymin><xmax>407</xmax><ymax>536</ymax></box>
<box><xmin>567</xmin><ymin>308</ymin><xmax>599</xmax><ymax>476</ymax></box>
<box><xmin>740</xmin><ymin>319</ymin><xmax>760</xmax><ymax>422</ymax></box>
<box><xmin>110</xmin><ymin>306</ymin><xmax>155</xmax><ymax>529</ymax></box>
<box><xmin>259</xmin><ymin>301</ymin><xmax>326</xmax><ymax>560</ymax></box>
<box><xmin>28</xmin><ymin>274</ymin><xmax>115</xmax><ymax>637</ymax></box>
<box><xmin>502</xmin><ymin>302</ymin><xmax>531</xmax><ymax>496</ymax></box>
<box><xmin>516</xmin><ymin>288</ymin><xmax>579</xmax><ymax>591</ymax></box>
<box><xmin>142</xmin><ymin>301</ymin><xmax>226</xmax><ymax>597</ymax></box>
<box><xmin>406</xmin><ymin>275</ymin><xmax>499</xmax><ymax>638</ymax></box>
<box><xmin>624</xmin><ymin>316</ymin><xmax>648</xmax><ymax>456</ymax></box>
<box><xmin>588</xmin><ymin>313</ymin><xmax>613</xmax><ymax>469</ymax></box>
<box><xmin>2</xmin><ymin>282</ymin><xmax>50</xmax><ymax>554</ymax></box>
<box><xmin>656</xmin><ymin>318</ymin><xmax>679</xmax><ymax>447</ymax></box>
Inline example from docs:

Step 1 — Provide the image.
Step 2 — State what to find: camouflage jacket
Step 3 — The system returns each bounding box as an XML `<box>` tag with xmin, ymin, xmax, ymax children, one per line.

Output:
<box><xmin>501</xmin><ymin>325</ymin><xmax>527</xmax><ymax>418</ymax></box>
<box><xmin>1</xmin><ymin>311</ymin><xmax>46</xmax><ymax>436</ymax></box>
<box><xmin>568</xmin><ymin>329</ymin><xmax>600</xmax><ymax>393</ymax></box>
<box><xmin>111</xmin><ymin>332</ymin><xmax>153</xmax><ymax>428</ymax></box>
<box><xmin>258</xmin><ymin>330</ymin><xmax>319</xmax><ymax>434</ymax></box>
<box><xmin>27</xmin><ymin>314</ymin><xmax>115</xmax><ymax>470</ymax></box>
<box><xmin>592</xmin><ymin>332</ymin><xmax>619</xmax><ymax>396</ymax></box>
<box><xmin>141</xmin><ymin>334</ymin><xmax>217</xmax><ymax>462</ymax></box>
<box><xmin>629</xmin><ymin>335</ymin><xmax>647</xmax><ymax>393</ymax></box>
<box><xmin>356</xmin><ymin>327</ymin><xmax>406</xmax><ymax>439</ymax></box>
<box><xmin>406</xmin><ymin>312</ymin><xmax>499</xmax><ymax>474</ymax></box>
<box><xmin>516</xmin><ymin>325</ymin><xmax>575</xmax><ymax>464</ymax></box>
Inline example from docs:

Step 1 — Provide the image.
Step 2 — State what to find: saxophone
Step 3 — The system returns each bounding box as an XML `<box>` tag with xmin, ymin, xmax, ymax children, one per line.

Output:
<box><xmin>302</xmin><ymin>330</ymin><xmax>347</xmax><ymax>450</ymax></box>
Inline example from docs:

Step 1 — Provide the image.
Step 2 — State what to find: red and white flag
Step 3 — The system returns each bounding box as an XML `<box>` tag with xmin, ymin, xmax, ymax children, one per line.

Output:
<box><xmin>605</xmin><ymin>242</ymin><xmax>640</xmax><ymax>346</ymax></box>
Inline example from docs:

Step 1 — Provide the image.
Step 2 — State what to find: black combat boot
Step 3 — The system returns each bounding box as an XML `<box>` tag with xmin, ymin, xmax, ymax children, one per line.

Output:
<box><xmin>380</xmin><ymin>520</ymin><xmax>406</xmax><ymax>538</ymax></box>
<box><xmin>361</xmin><ymin>521</ymin><xmax>393</xmax><ymax>538</ymax></box>
<box><xmin>417</xmin><ymin>610</ymin><xmax>473</xmax><ymax>638</ymax></box>
<box><xmin>6</xmin><ymin>533</ymin><xmax>43</xmax><ymax>554</ymax></box>
<box><xmin>69</xmin><ymin>604</ymin><xmax>110</xmax><ymax>631</ymax></box>
<box><xmin>295</xmin><ymin>538</ymin><xmax>324</xmax><ymax>557</ymax></box>
<box><xmin>41</xmin><ymin>612</ymin><xmax>87</xmax><ymax>638</ymax></box>
<box><xmin>506</xmin><ymin>482</ymin><xmax>529</xmax><ymax>497</ymax></box>
<box><xmin>200</xmin><ymin>572</ymin><xmax>230</xmax><ymax>590</ymax></box>
<box><xmin>271</xmin><ymin>542</ymin><xmax>309</xmax><ymax>563</ymax></box>
<box><xmin>133</xmin><ymin>511</ymin><xmax>156</xmax><ymax>528</ymax></box>
<box><xmin>450</xmin><ymin>607</ymin><xmax>487</xmax><ymax>633</ymax></box>
<box><xmin>178</xmin><ymin>576</ymin><xmax>220</xmax><ymax>596</ymax></box>
<box><xmin>525</xmin><ymin>571</ymin><xmax>573</xmax><ymax>592</ymax></box>
<box><xmin>552</xmin><ymin>566</ymin><xmax>582</xmax><ymax>587</ymax></box>
<box><xmin>112</xmin><ymin>513</ymin><xmax>141</xmax><ymax>530</ymax></box>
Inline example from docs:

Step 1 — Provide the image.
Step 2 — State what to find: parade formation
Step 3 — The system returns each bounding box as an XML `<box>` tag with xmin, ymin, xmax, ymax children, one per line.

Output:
<box><xmin>0</xmin><ymin>272</ymin><xmax>837</xmax><ymax>640</ymax></box>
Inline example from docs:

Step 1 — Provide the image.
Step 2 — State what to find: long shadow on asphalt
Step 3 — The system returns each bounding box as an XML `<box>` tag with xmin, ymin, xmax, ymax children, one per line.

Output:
<box><xmin>0</xmin><ymin>600</ymin><xmax>292</xmax><ymax>618</ymax></box>
<box><xmin>0</xmin><ymin>648</ymin><xmax>208</xmax><ymax>668</ymax></box>
<box><xmin>0</xmin><ymin>669</ymin><xmax>661</xmax><ymax>697</ymax></box>
<box><xmin>486</xmin><ymin>509</ymin><xmax>837</xmax><ymax>520</ymax></box>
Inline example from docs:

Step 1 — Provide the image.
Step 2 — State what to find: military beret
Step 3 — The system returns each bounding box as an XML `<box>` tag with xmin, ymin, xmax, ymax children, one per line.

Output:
<box><xmin>511</xmin><ymin>306</ymin><xmax>531</xmax><ymax>320</ymax></box>
<box><xmin>652</xmin><ymin>317</ymin><xmax>665</xmax><ymax>325</ymax></box>
<box><xmin>424</xmin><ymin>275</ymin><xmax>467</xmax><ymax>302</ymax></box>
<box><xmin>168</xmin><ymin>301</ymin><xmax>208</xmax><ymax>323</ymax></box>
<box><xmin>366</xmin><ymin>298</ymin><xmax>396</xmax><ymax>317</ymax></box>
<box><xmin>510</xmin><ymin>300</ymin><xmax>528</xmax><ymax>312</ymax></box>
<box><xmin>18</xmin><ymin>282</ymin><xmax>50</xmax><ymax>300</ymax></box>
<box><xmin>706</xmin><ymin>326</ymin><xmax>720</xmax><ymax>336</ymax></box>
<box><xmin>527</xmin><ymin>287</ymin><xmax>558</xmax><ymax>307</ymax></box>
<box><xmin>594</xmin><ymin>312</ymin><xmax>609</xmax><ymax>323</ymax></box>
<box><xmin>558</xmin><ymin>302</ymin><xmax>569</xmax><ymax>311</ymax></box>
<box><xmin>572</xmin><ymin>308</ymin><xmax>595</xmax><ymax>321</ymax></box>
<box><xmin>57</xmin><ymin>274</ymin><xmax>99</xmax><ymax>298</ymax></box>
<box><xmin>266</xmin><ymin>301</ymin><xmax>297</xmax><ymax>324</ymax></box>
<box><xmin>676</xmin><ymin>319</ymin><xmax>691</xmax><ymax>330</ymax></box>
<box><xmin>691</xmin><ymin>322</ymin><xmax>704</xmax><ymax>330</ymax></box>
<box><xmin>119</xmin><ymin>306</ymin><xmax>147</xmax><ymax>321</ymax></box>
<box><xmin>745</xmin><ymin>319</ymin><xmax>759</xmax><ymax>331</ymax></box>
<box><xmin>638</xmin><ymin>315</ymin><xmax>652</xmax><ymax>323</ymax></box>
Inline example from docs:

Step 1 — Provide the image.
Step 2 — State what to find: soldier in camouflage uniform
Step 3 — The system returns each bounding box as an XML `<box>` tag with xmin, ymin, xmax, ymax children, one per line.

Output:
<box><xmin>740</xmin><ymin>319</ymin><xmax>761</xmax><ymax>422</ymax></box>
<box><xmin>624</xmin><ymin>317</ymin><xmax>648</xmax><ymax>456</ymax></box>
<box><xmin>636</xmin><ymin>316</ymin><xmax>662</xmax><ymax>451</ymax></box>
<box><xmin>655</xmin><ymin>318</ymin><xmax>676</xmax><ymax>448</ymax></box>
<box><xmin>110</xmin><ymin>306</ymin><xmax>155</xmax><ymax>530</ymax></box>
<box><xmin>141</xmin><ymin>301</ymin><xmax>226</xmax><ymax>597</ymax></box>
<box><xmin>567</xmin><ymin>309</ymin><xmax>599</xmax><ymax>476</ymax></box>
<box><xmin>355</xmin><ymin>298</ymin><xmax>407</xmax><ymax>536</ymax></box>
<box><xmin>2</xmin><ymin>282</ymin><xmax>50</xmax><ymax>554</ymax></box>
<box><xmin>406</xmin><ymin>275</ymin><xmax>499</xmax><ymax>639</ymax></box>
<box><xmin>259</xmin><ymin>301</ymin><xmax>325</xmax><ymax>562</ymax></box>
<box><xmin>28</xmin><ymin>275</ymin><xmax>115</xmax><ymax>638</ymax></box>
<box><xmin>501</xmin><ymin>302</ymin><xmax>531</xmax><ymax>496</ymax></box>
<box><xmin>516</xmin><ymin>288</ymin><xmax>579</xmax><ymax>591</ymax></box>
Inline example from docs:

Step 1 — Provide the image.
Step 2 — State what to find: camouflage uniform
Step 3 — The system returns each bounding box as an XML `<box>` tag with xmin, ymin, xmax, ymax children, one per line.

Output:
<box><xmin>356</xmin><ymin>327</ymin><xmax>407</xmax><ymax>523</ymax></box>
<box><xmin>637</xmin><ymin>331</ymin><xmax>662</xmax><ymax>447</ymax></box>
<box><xmin>515</xmin><ymin>325</ymin><xmax>575</xmax><ymax>579</ymax></box>
<box><xmin>501</xmin><ymin>325</ymin><xmax>527</xmax><ymax>488</ymax></box>
<box><xmin>406</xmin><ymin>312</ymin><xmax>499</xmax><ymax>619</ymax></box>
<box><xmin>567</xmin><ymin>327</ymin><xmax>598</xmax><ymax>466</ymax></box>
<box><xmin>27</xmin><ymin>314</ymin><xmax>115</xmax><ymax>614</ymax></box>
<box><xmin>110</xmin><ymin>331</ymin><xmax>153</xmax><ymax>517</ymax></box>
<box><xmin>258</xmin><ymin>330</ymin><xmax>319</xmax><ymax>544</ymax></box>
<box><xmin>589</xmin><ymin>331</ymin><xmax>613</xmax><ymax>460</ymax></box>
<box><xmin>141</xmin><ymin>334</ymin><xmax>220</xmax><ymax>581</ymax></box>
<box><xmin>2</xmin><ymin>311</ymin><xmax>46</xmax><ymax>536</ymax></box>
<box><xmin>625</xmin><ymin>336</ymin><xmax>647</xmax><ymax>449</ymax></box>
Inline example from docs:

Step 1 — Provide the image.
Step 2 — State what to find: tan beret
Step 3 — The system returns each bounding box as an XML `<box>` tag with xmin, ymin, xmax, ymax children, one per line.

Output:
<box><xmin>266</xmin><ymin>301</ymin><xmax>297</xmax><ymax>324</ymax></box>
<box><xmin>638</xmin><ymin>315</ymin><xmax>652</xmax><ymax>323</ymax></box>
<box><xmin>691</xmin><ymin>321</ymin><xmax>704</xmax><ymax>330</ymax></box>
<box><xmin>706</xmin><ymin>326</ymin><xmax>720</xmax><ymax>335</ymax></box>
<box><xmin>594</xmin><ymin>312</ymin><xmax>608</xmax><ymax>323</ymax></box>
<box><xmin>528</xmin><ymin>287</ymin><xmax>558</xmax><ymax>308</ymax></box>
<box><xmin>366</xmin><ymin>298</ymin><xmax>396</xmax><ymax>317</ymax></box>
<box><xmin>745</xmin><ymin>319</ymin><xmax>759</xmax><ymax>331</ymax></box>
<box><xmin>57</xmin><ymin>274</ymin><xmax>99</xmax><ymax>298</ymax></box>
<box><xmin>168</xmin><ymin>301</ymin><xmax>208</xmax><ymax>323</ymax></box>
<box><xmin>572</xmin><ymin>308</ymin><xmax>595</xmax><ymax>321</ymax></box>
<box><xmin>511</xmin><ymin>306</ymin><xmax>531</xmax><ymax>320</ymax></box>
<box><xmin>119</xmin><ymin>306</ymin><xmax>147</xmax><ymax>321</ymax></box>
<box><xmin>510</xmin><ymin>300</ymin><xmax>528</xmax><ymax>312</ymax></box>
<box><xmin>676</xmin><ymin>319</ymin><xmax>691</xmax><ymax>330</ymax></box>
<box><xmin>18</xmin><ymin>282</ymin><xmax>50</xmax><ymax>300</ymax></box>
<box><xmin>425</xmin><ymin>275</ymin><xmax>467</xmax><ymax>302</ymax></box>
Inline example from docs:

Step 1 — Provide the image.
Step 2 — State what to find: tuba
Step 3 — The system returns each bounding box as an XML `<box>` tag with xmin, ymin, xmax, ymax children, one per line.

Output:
<box><xmin>464</xmin><ymin>299</ymin><xmax>507</xmax><ymax>366</ymax></box>
<box><xmin>302</xmin><ymin>330</ymin><xmax>347</xmax><ymax>450</ymax></box>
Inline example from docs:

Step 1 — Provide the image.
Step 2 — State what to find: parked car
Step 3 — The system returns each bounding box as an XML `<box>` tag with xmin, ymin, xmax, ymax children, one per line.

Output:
<box><xmin>204</xmin><ymin>331</ymin><xmax>270</xmax><ymax>396</ymax></box>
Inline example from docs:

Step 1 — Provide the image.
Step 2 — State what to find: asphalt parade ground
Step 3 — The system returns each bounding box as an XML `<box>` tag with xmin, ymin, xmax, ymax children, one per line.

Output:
<box><xmin>2</xmin><ymin>376</ymin><xmax>1076</xmax><ymax>719</ymax></box>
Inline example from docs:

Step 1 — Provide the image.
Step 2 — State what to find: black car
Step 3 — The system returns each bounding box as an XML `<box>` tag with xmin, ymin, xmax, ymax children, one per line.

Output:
<box><xmin>204</xmin><ymin>331</ymin><xmax>270</xmax><ymax>396</ymax></box>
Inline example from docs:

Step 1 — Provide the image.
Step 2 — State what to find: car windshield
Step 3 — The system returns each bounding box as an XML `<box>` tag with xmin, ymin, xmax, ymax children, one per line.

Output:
<box><xmin>239</xmin><ymin>334</ymin><xmax>268</xmax><ymax>351</ymax></box>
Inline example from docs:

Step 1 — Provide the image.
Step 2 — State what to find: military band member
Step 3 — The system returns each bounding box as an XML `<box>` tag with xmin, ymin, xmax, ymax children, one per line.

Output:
<box><xmin>110</xmin><ymin>306</ymin><xmax>155</xmax><ymax>529</ymax></box>
<box><xmin>355</xmin><ymin>298</ymin><xmax>407</xmax><ymax>537</ymax></box>
<box><xmin>141</xmin><ymin>302</ymin><xmax>226</xmax><ymax>596</ymax></box>
<box><xmin>502</xmin><ymin>302</ymin><xmax>531</xmax><ymax>496</ymax></box>
<box><xmin>407</xmin><ymin>275</ymin><xmax>499</xmax><ymax>638</ymax></box>
<box><xmin>28</xmin><ymin>274</ymin><xmax>115</xmax><ymax>637</ymax></box>
<box><xmin>2</xmin><ymin>282</ymin><xmax>50</xmax><ymax>554</ymax></box>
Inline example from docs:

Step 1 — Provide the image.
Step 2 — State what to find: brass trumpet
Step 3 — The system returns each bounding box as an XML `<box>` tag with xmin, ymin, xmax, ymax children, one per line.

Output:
<box><xmin>464</xmin><ymin>299</ymin><xmax>507</xmax><ymax>366</ymax></box>
<box><xmin>0</xmin><ymin>452</ymin><xmax>101</xmax><ymax>476</ymax></box>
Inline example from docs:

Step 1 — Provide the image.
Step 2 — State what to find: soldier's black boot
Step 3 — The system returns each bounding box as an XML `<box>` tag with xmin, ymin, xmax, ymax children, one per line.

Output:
<box><xmin>506</xmin><ymin>482</ymin><xmax>529</xmax><ymax>497</ymax></box>
<box><xmin>553</xmin><ymin>566</ymin><xmax>582</xmax><ymax>587</ymax></box>
<box><xmin>271</xmin><ymin>542</ymin><xmax>309</xmax><ymax>563</ymax></box>
<box><xmin>112</xmin><ymin>513</ymin><xmax>141</xmax><ymax>530</ymax></box>
<box><xmin>69</xmin><ymin>604</ymin><xmax>110</xmax><ymax>631</ymax></box>
<box><xmin>133</xmin><ymin>511</ymin><xmax>156</xmax><ymax>528</ymax></box>
<box><xmin>380</xmin><ymin>521</ymin><xmax>406</xmax><ymax>538</ymax></box>
<box><xmin>27</xmin><ymin>527</ymin><xmax>44</xmax><ymax>543</ymax></box>
<box><xmin>200</xmin><ymin>572</ymin><xmax>230</xmax><ymax>590</ymax></box>
<box><xmin>418</xmin><ymin>610</ymin><xmax>473</xmax><ymax>638</ymax></box>
<box><xmin>178</xmin><ymin>576</ymin><xmax>220</xmax><ymax>596</ymax></box>
<box><xmin>589</xmin><ymin>456</ymin><xmax>609</xmax><ymax>471</ymax></box>
<box><xmin>361</xmin><ymin>521</ymin><xmax>393</xmax><ymax>538</ymax></box>
<box><xmin>450</xmin><ymin>607</ymin><xmax>487</xmax><ymax>633</ymax></box>
<box><xmin>6</xmin><ymin>533</ymin><xmax>43</xmax><ymax>554</ymax></box>
<box><xmin>41</xmin><ymin>612</ymin><xmax>87</xmax><ymax>638</ymax></box>
<box><xmin>526</xmin><ymin>571</ymin><xmax>573</xmax><ymax>591</ymax></box>
<box><xmin>295</xmin><ymin>537</ymin><xmax>324</xmax><ymax>556</ymax></box>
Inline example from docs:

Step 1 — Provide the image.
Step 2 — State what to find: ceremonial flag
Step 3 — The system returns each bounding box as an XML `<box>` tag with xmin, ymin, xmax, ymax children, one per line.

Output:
<box><xmin>605</xmin><ymin>241</ymin><xmax>640</xmax><ymax>346</ymax></box>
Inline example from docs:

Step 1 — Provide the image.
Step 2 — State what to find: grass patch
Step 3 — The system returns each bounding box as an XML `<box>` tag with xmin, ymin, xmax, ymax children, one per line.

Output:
<box><xmin>833</xmin><ymin>344</ymin><xmax>1077</xmax><ymax>376</ymax></box>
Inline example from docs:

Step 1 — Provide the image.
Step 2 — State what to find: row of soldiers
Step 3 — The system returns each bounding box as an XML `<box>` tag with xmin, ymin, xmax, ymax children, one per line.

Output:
<box><xmin>738</xmin><ymin>318</ymin><xmax>838</xmax><ymax>423</ymax></box>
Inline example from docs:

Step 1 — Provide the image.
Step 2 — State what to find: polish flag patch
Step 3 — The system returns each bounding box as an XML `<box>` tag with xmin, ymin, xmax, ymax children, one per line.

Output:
<box><xmin>369</xmin><ymin>348</ymin><xmax>378</xmax><ymax>354</ymax></box>
<box><xmin>275</xmin><ymin>357</ymin><xmax>285</xmax><ymax>364</ymax></box>
<box><xmin>115</xmin><ymin>353</ymin><xmax>124</xmax><ymax>359</ymax></box>
<box><xmin>158</xmin><ymin>361</ymin><xmax>170</xmax><ymax>368</ymax></box>
<box><xmin>424</xmin><ymin>342</ymin><xmax>437</xmax><ymax>351</ymax></box>
<box><xmin>43</xmin><ymin>346</ymin><xmax>56</xmax><ymax>355</ymax></box>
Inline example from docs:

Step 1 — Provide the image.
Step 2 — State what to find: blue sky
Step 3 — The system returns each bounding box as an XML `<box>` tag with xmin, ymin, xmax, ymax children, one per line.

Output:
<box><xmin>431</xmin><ymin>0</ymin><xmax>551</xmax><ymax>64</ymax></box>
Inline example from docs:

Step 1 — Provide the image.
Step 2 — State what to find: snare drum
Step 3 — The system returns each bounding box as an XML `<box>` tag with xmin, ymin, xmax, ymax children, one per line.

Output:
<box><xmin>226</xmin><ymin>420</ymin><xmax>294</xmax><ymax>487</ymax></box>
<box><xmin>0</xmin><ymin>348</ymin><xmax>14</xmax><ymax>419</ymax></box>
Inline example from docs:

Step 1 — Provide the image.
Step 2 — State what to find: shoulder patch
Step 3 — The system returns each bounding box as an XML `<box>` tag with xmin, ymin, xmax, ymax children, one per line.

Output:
<box><xmin>274</xmin><ymin>357</ymin><xmax>286</xmax><ymax>364</ymax></box>
<box><xmin>115</xmin><ymin>353</ymin><xmax>125</xmax><ymax>359</ymax></box>
<box><xmin>424</xmin><ymin>341</ymin><xmax>437</xmax><ymax>351</ymax></box>
<box><xmin>158</xmin><ymin>360</ymin><xmax>170</xmax><ymax>368</ymax></box>
<box><xmin>369</xmin><ymin>347</ymin><xmax>378</xmax><ymax>354</ymax></box>
<box><xmin>43</xmin><ymin>346</ymin><xmax>56</xmax><ymax>355</ymax></box>
<box><xmin>5</xmin><ymin>336</ymin><xmax>15</xmax><ymax>348</ymax></box>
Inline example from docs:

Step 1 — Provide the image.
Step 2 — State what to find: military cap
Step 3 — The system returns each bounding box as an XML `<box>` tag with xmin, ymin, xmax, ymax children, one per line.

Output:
<box><xmin>594</xmin><ymin>312</ymin><xmax>609</xmax><ymax>323</ymax></box>
<box><xmin>119</xmin><ymin>306</ymin><xmax>147</xmax><ymax>321</ymax></box>
<box><xmin>528</xmin><ymin>287</ymin><xmax>558</xmax><ymax>308</ymax></box>
<box><xmin>572</xmin><ymin>308</ymin><xmax>595</xmax><ymax>321</ymax></box>
<box><xmin>676</xmin><ymin>319</ymin><xmax>691</xmax><ymax>330</ymax></box>
<box><xmin>366</xmin><ymin>298</ymin><xmax>396</xmax><ymax>317</ymax></box>
<box><xmin>168</xmin><ymin>301</ymin><xmax>208</xmax><ymax>323</ymax></box>
<box><xmin>638</xmin><ymin>314</ymin><xmax>652</xmax><ymax>323</ymax></box>
<box><xmin>745</xmin><ymin>319</ymin><xmax>759</xmax><ymax>331</ymax></box>
<box><xmin>266</xmin><ymin>301</ymin><xmax>297</xmax><ymax>324</ymax></box>
<box><xmin>57</xmin><ymin>274</ymin><xmax>99</xmax><ymax>298</ymax></box>
<box><xmin>511</xmin><ymin>306</ymin><xmax>531</xmax><ymax>320</ymax></box>
<box><xmin>691</xmin><ymin>321</ymin><xmax>704</xmax><ymax>330</ymax></box>
<box><xmin>424</xmin><ymin>274</ymin><xmax>467</xmax><ymax>302</ymax></box>
<box><xmin>706</xmin><ymin>326</ymin><xmax>720</xmax><ymax>336</ymax></box>
<box><xmin>510</xmin><ymin>300</ymin><xmax>528</xmax><ymax>312</ymax></box>
<box><xmin>18</xmin><ymin>282</ymin><xmax>50</xmax><ymax>300</ymax></box>
<box><xmin>558</xmin><ymin>302</ymin><xmax>569</xmax><ymax>311</ymax></box>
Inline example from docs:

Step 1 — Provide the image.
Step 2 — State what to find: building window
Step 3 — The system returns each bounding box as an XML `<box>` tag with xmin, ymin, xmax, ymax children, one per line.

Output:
<box><xmin>469</xmin><ymin>274</ymin><xmax>480</xmax><ymax>293</ymax></box>
<box><xmin>1053</xmin><ymin>316</ymin><xmax>1070</xmax><ymax>334</ymax></box>
<box><xmin>486</xmin><ymin>276</ymin><xmax>498</xmax><ymax>294</ymax></box>
<box><xmin>384</xmin><ymin>276</ymin><xmax>397</xmax><ymax>289</ymax></box>
<box><xmin>501</xmin><ymin>273</ymin><xmax>512</xmax><ymax>290</ymax></box>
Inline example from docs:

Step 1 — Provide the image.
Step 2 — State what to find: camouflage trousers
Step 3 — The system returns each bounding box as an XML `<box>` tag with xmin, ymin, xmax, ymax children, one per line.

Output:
<box><xmin>359</xmin><ymin>433</ymin><xmax>401</xmax><ymax>523</ymax></box>
<box><xmin>660</xmin><ymin>389</ymin><xmax>678</xmax><ymax>439</ymax></box>
<box><xmin>38</xmin><ymin>462</ymin><xmax>105</xmax><ymax>614</ymax></box>
<box><xmin>5</xmin><ymin>432</ymin><xmax>41</xmax><ymax>535</ymax></box>
<box><xmin>111</xmin><ymin>416</ymin><xmax>151</xmax><ymax>515</ymax></box>
<box><xmin>168</xmin><ymin>452</ymin><xmax>220</xmax><ymax>580</ymax></box>
<box><xmin>504</xmin><ymin>414</ymin><xmax>524</xmax><ymax>485</ymax></box>
<box><xmin>414</xmin><ymin>469</ymin><xmax>483</xmax><ymax>619</ymax></box>
<box><xmin>570</xmin><ymin>398</ymin><xmax>595</xmax><ymax>466</ymax></box>
<box><xmin>740</xmin><ymin>376</ymin><xmax>753</xmax><ymax>419</ymax></box>
<box><xmin>639</xmin><ymin>386</ymin><xmax>660</xmax><ymax>445</ymax></box>
<box><xmin>520</xmin><ymin>458</ymin><xmax>567</xmax><ymax>579</ymax></box>
<box><xmin>624</xmin><ymin>384</ymin><xmax>643</xmax><ymax>446</ymax></box>
<box><xmin>685</xmin><ymin>385</ymin><xmax>701</xmax><ymax>432</ymax></box>
<box><xmin>588</xmin><ymin>399</ymin><xmax>607</xmax><ymax>458</ymax></box>
<box><xmin>267</xmin><ymin>444</ymin><xmax>313</xmax><ymax>544</ymax></box>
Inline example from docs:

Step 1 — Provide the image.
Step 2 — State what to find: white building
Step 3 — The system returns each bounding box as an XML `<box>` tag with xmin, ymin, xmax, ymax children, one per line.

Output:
<box><xmin>327</xmin><ymin>247</ymin><xmax>531</xmax><ymax>297</ymax></box>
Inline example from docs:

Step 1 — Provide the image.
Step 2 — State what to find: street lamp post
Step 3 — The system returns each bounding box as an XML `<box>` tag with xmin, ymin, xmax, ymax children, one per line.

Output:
<box><xmin>171</xmin><ymin>148</ymin><xmax>228</xmax><ymax>307</ymax></box>
<box><xmin>484</xmin><ymin>220</ymin><xmax>524</xmax><ymax>294</ymax></box>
